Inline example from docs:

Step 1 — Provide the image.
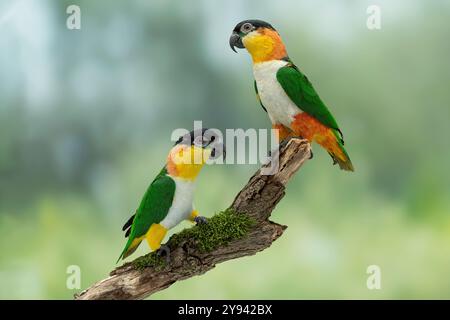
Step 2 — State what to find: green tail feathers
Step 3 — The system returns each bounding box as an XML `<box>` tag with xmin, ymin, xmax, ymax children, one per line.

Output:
<box><xmin>330</xmin><ymin>130</ymin><xmax>354</xmax><ymax>172</ymax></box>
<box><xmin>334</xmin><ymin>141</ymin><xmax>354</xmax><ymax>172</ymax></box>
<box><xmin>335</xmin><ymin>149</ymin><xmax>354</xmax><ymax>171</ymax></box>
<box><xmin>116</xmin><ymin>237</ymin><xmax>142</xmax><ymax>263</ymax></box>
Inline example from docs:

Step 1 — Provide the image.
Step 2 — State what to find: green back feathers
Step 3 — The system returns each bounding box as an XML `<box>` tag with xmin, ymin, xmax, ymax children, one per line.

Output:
<box><xmin>276</xmin><ymin>62</ymin><xmax>353</xmax><ymax>171</ymax></box>
<box><xmin>276</xmin><ymin>63</ymin><xmax>341</xmax><ymax>134</ymax></box>
<box><xmin>118</xmin><ymin>167</ymin><xmax>176</xmax><ymax>262</ymax></box>
<box><xmin>130</xmin><ymin>167</ymin><xmax>176</xmax><ymax>238</ymax></box>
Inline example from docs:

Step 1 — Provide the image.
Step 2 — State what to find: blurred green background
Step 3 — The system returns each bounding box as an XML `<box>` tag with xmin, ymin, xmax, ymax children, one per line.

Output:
<box><xmin>1</xmin><ymin>0</ymin><xmax>449</xmax><ymax>299</ymax></box>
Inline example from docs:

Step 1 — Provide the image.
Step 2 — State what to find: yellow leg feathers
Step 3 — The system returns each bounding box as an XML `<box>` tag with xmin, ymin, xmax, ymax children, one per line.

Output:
<box><xmin>189</xmin><ymin>209</ymin><xmax>199</xmax><ymax>222</ymax></box>
<box><xmin>146</xmin><ymin>223</ymin><xmax>168</xmax><ymax>251</ymax></box>
<box><xmin>272</xmin><ymin>123</ymin><xmax>296</xmax><ymax>143</ymax></box>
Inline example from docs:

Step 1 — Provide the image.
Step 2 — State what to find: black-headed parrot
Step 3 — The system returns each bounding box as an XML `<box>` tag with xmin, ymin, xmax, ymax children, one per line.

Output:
<box><xmin>230</xmin><ymin>19</ymin><xmax>354</xmax><ymax>171</ymax></box>
<box><xmin>118</xmin><ymin>129</ymin><xmax>225</xmax><ymax>262</ymax></box>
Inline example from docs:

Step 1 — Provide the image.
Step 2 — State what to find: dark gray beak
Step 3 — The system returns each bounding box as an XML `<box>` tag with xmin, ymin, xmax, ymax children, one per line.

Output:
<box><xmin>199</xmin><ymin>129</ymin><xmax>226</xmax><ymax>160</ymax></box>
<box><xmin>229</xmin><ymin>32</ymin><xmax>244</xmax><ymax>53</ymax></box>
<box><xmin>210</xmin><ymin>141</ymin><xmax>226</xmax><ymax>160</ymax></box>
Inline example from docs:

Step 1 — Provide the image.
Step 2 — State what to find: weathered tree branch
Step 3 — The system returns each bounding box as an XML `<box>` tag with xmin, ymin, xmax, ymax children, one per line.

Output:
<box><xmin>76</xmin><ymin>138</ymin><xmax>311</xmax><ymax>300</ymax></box>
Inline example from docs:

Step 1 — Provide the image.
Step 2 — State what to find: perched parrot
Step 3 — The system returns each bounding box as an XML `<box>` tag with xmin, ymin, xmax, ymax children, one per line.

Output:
<box><xmin>229</xmin><ymin>20</ymin><xmax>354</xmax><ymax>171</ymax></box>
<box><xmin>117</xmin><ymin>129</ymin><xmax>224</xmax><ymax>262</ymax></box>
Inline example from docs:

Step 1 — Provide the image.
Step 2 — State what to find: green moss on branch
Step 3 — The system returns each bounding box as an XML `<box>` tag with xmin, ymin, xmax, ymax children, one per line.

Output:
<box><xmin>133</xmin><ymin>252</ymin><xmax>166</xmax><ymax>271</ymax></box>
<box><xmin>132</xmin><ymin>209</ymin><xmax>255</xmax><ymax>270</ymax></box>
<box><xmin>171</xmin><ymin>209</ymin><xmax>255</xmax><ymax>252</ymax></box>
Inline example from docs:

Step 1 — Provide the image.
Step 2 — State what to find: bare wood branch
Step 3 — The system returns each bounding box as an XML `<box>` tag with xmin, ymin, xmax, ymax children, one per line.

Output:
<box><xmin>75</xmin><ymin>138</ymin><xmax>311</xmax><ymax>300</ymax></box>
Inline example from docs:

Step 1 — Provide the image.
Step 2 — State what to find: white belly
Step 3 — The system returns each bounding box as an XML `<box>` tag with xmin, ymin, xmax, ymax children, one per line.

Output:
<box><xmin>253</xmin><ymin>60</ymin><xmax>301</xmax><ymax>128</ymax></box>
<box><xmin>160</xmin><ymin>177</ymin><xmax>195</xmax><ymax>229</ymax></box>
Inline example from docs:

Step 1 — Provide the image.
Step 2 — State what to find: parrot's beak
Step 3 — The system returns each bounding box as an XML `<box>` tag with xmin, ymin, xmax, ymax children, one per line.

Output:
<box><xmin>209</xmin><ymin>141</ymin><xmax>226</xmax><ymax>160</ymax></box>
<box><xmin>229</xmin><ymin>32</ymin><xmax>244</xmax><ymax>53</ymax></box>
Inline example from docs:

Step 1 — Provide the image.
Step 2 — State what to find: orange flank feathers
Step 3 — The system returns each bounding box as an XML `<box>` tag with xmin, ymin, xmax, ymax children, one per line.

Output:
<box><xmin>291</xmin><ymin>113</ymin><xmax>354</xmax><ymax>171</ymax></box>
<box><xmin>272</xmin><ymin>123</ymin><xmax>295</xmax><ymax>142</ymax></box>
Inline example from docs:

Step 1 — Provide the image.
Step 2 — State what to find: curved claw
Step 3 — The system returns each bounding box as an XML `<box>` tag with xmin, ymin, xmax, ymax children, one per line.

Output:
<box><xmin>194</xmin><ymin>216</ymin><xmax>208</xmax><ymax>225</ymax></box>
<box><xmin>156</xmin><ymin>244</ymin><xmax>171</xmax><ymax>263</ymax></box>
<box><xmin>279</xmin><ymin>137</ymin><xmax>291</xmax><ymax>150</ymax></box>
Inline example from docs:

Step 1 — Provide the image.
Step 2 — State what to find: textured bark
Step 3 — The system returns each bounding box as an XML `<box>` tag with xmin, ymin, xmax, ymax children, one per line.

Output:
<box><xmin>75</xmin><ymin>138</ymin><xmax>311</xmax><ymax>300</ymax></box>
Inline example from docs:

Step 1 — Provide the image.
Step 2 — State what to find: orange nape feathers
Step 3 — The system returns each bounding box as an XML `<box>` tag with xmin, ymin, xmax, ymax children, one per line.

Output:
<box><xmin>291</xmin><ymin>113</ymin><xmax>354</xmax><ymax>171</ymax></box>
<box><xmin>242</xmin><ymin>27</ymin><xmax>287</xmax><ymax>63</ymax></box>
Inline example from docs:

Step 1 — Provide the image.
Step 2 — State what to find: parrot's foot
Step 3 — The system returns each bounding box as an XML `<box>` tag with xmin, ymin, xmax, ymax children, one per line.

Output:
<box><xmin>156</xmin><ymin>244</ymin><xmax>171</xmax><ymax>263</ymax></box>
<box><xmin>279</xmin><ymin>137</ymin><xmax>292</xmax><ymax>150</ymax></box>
<box><xmin>267</xmin><ymin>141</ymin><xmax>285</xmax><ymax>158</ymax></box>
<box><xmin>194</xmin><ymin>216</ymin><xmax>208</xmax><ymax>225</ymax></box>
<box><xmin>280</xmin><ymin>135</ymin><xmax>305</xmax><ymax>149</ymax></box>
<box><xmin>268</xmin><ymin>136</ymin><xmax>304</xmax><ymax>159</ymax></box>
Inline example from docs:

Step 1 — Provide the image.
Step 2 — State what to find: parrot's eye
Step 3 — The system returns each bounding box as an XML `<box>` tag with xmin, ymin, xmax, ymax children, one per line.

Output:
<box><xmin>193</xmin><ymin>135</ymin><xmax>205</xmax><ymax>147</ymax></box>
<box><xmin>240</xmin><ymin>23</ymin><xmax>253</xmax><ymax>34</ymax></box>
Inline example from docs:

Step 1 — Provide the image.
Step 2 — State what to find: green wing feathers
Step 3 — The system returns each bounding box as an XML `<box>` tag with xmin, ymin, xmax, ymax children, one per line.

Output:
<box><xmin>276</xmin><ymin>64</ymin><xmax>341</xmax><ymax>135</ymax></box>
<box><xmin>331</xmin><ymin>129</ymin><xmax>354</xmax><ymax>171</ymax></box>
<box><xmin>117</xmin><ymin>168</ymin><xmax>176</xmax><ymax>262</ymax></box>
<box><xmin>276</xmin><ymin>64</ymin><xmax>353</xmax><ymax>171</ymax></box>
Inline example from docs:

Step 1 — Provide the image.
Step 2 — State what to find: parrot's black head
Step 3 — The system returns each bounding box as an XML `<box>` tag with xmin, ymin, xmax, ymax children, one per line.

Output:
<box><xmin>229</xmin><ymin>19</ymin><xmax>276</xmax><ymax>53</ymax></box>
<box><xmin>174</xmin><ymin>128</ymin><xmax>225</xmax><ymax>159</ymax></box>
